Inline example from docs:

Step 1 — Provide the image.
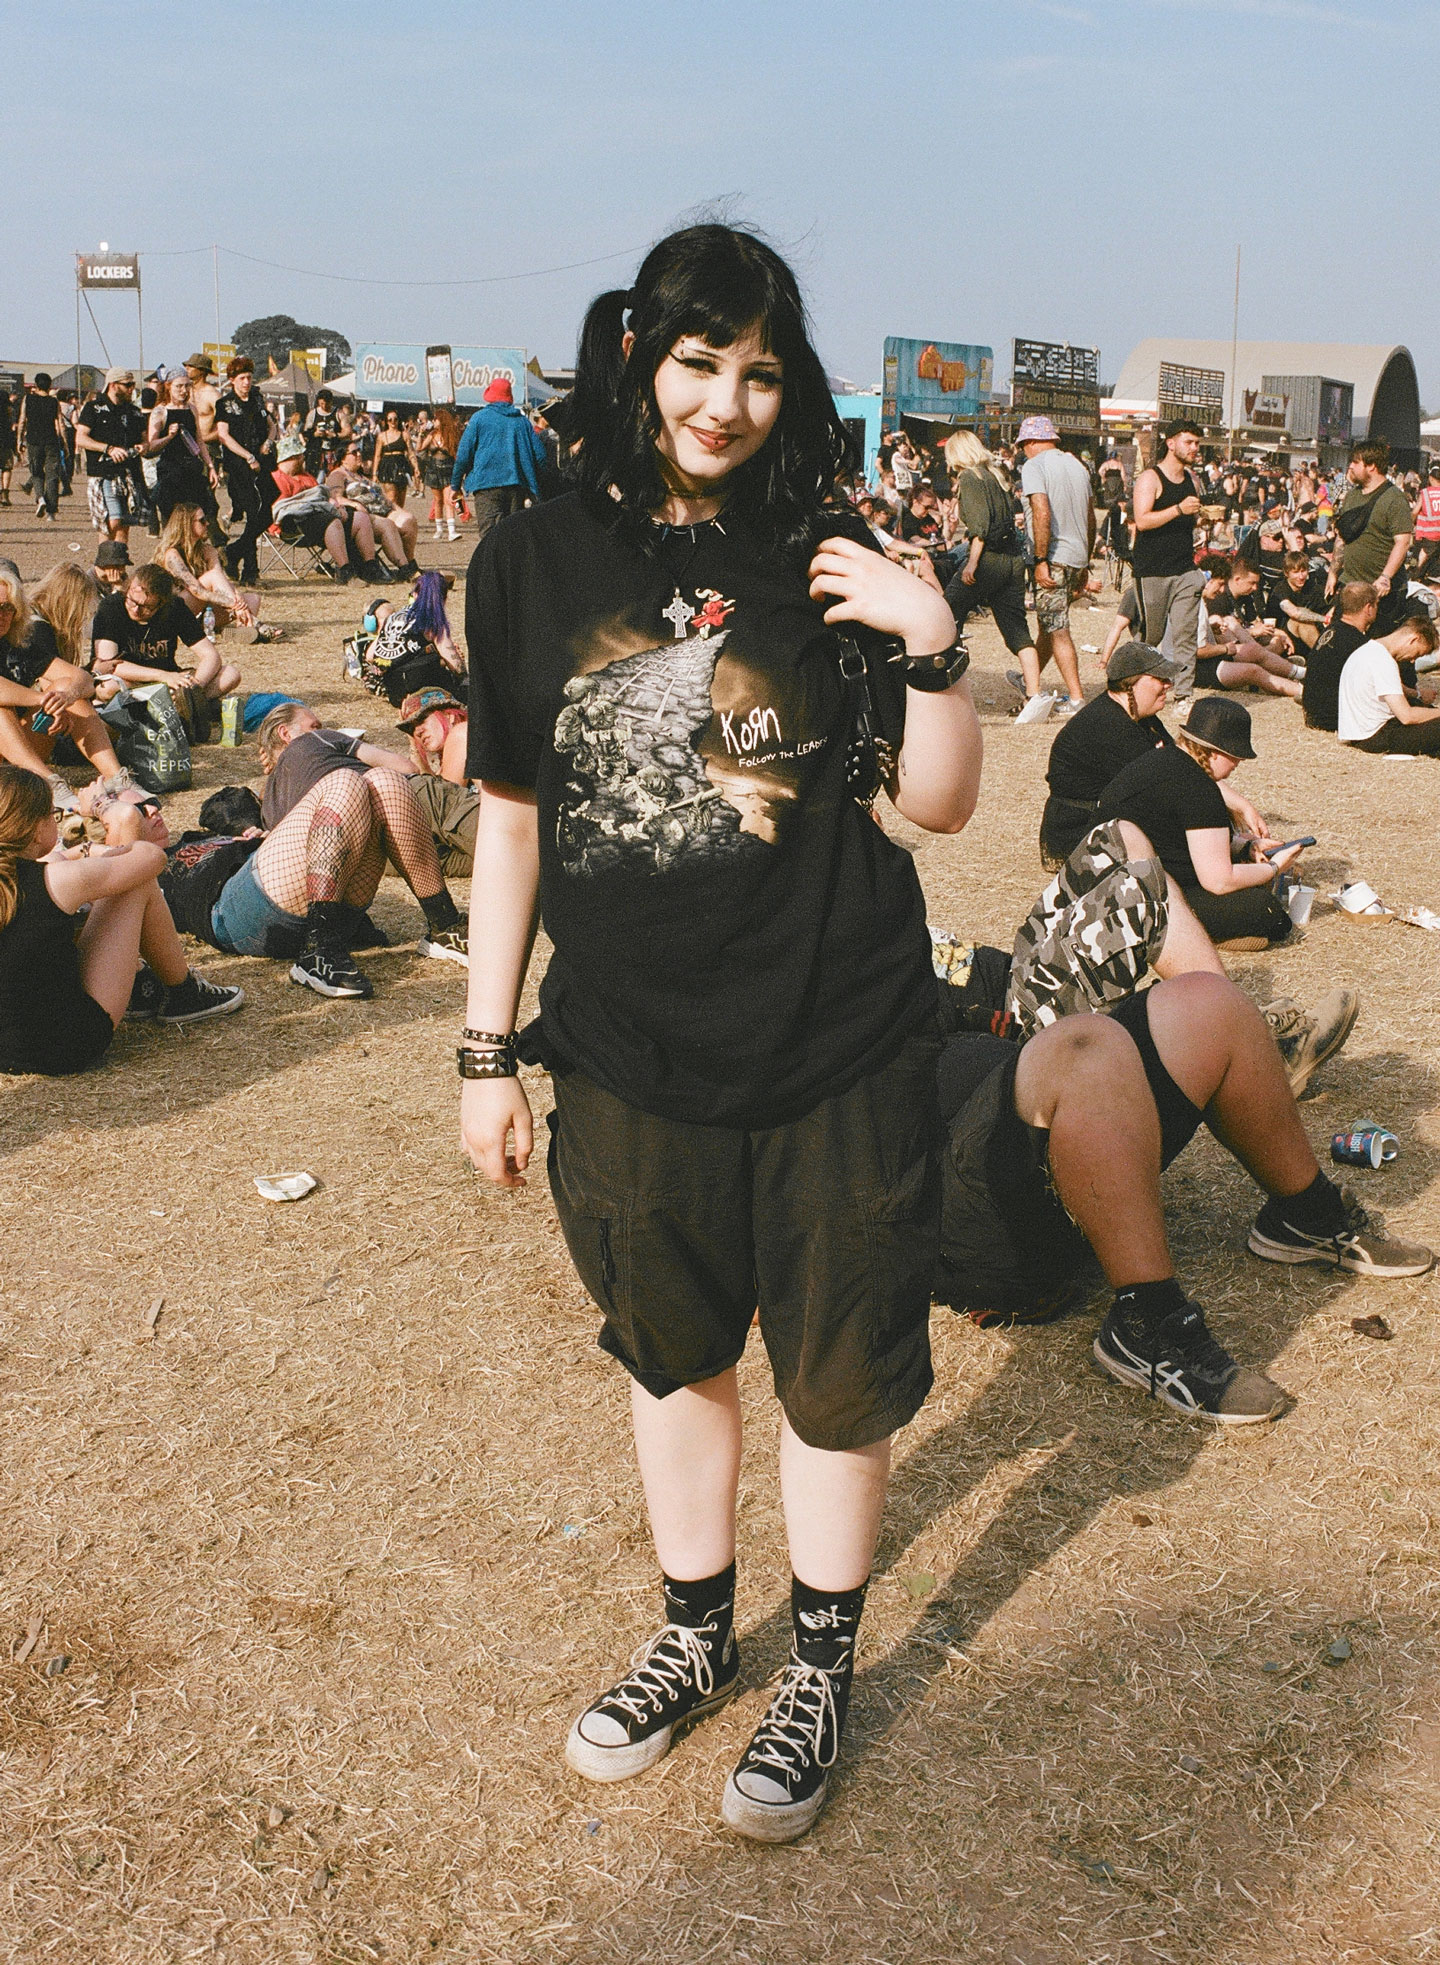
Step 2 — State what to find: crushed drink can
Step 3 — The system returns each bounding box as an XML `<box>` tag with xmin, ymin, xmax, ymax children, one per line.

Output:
<box><xmin>219</xmin><ymin>694</ymin><xmax>243</xmax><ymax>746</ymax></box>
<box><xmin>1331</xmin><ymin>1123</ymin><xmax>1399</xmax><ymax>1169</ymax></box>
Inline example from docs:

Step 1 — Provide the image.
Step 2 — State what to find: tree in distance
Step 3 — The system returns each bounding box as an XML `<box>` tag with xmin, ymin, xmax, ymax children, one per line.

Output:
<box><xmin>232</xmin><ymin>315</ymin><xmax>352</xmax><ymax>376</ymax></box>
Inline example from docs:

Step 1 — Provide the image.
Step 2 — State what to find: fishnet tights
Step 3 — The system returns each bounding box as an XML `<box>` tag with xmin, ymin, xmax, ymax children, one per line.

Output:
<box><xmin>254</xmin><ymin>767</ymin><xmax>444</xmax><ymax>915</ymax></box>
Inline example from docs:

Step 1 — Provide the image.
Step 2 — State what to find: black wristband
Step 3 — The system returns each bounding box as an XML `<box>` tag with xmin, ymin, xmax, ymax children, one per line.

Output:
<box><xmin>890</xmin><ymin>637</ymin><xmax>971</xmax><ymax>692</ymax></box>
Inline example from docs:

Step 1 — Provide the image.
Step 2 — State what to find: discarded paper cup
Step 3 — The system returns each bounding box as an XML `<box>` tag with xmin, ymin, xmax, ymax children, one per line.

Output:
<box><xmin>1286</xmin><ymin>883</ymin><xmax>1316</xmax><ymax>927</ymax></box>
<box><xmin>254</xmin><ymin>1171</ymin><xmax>318</xmax><ymax>1203</ymax></box>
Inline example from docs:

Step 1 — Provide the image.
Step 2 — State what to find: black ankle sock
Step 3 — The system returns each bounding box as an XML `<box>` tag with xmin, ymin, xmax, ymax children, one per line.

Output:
<box><xmin>1273</xmin><ymin>1170</ymin><xmax>1346</xmax><ymax>1235</ymax></box>
<box><xmin>662</xmin><ymin>1562</ymin><xmax>735</xmax><ymax>1634</ymax></box>
<box><xmin>791</xmin><ymin>1574</ymin><xmax>868</xmax><ymax>1674</ymax></box>
<box><xmin>420</xmin><ymin>888</ymin><xmax>460</xmax><ymax>934</ymax></box>
<box><xmin>1111</xmin><ymin>1277</ymin><xmax>1188</xmax><ymax>1333</ymax></box>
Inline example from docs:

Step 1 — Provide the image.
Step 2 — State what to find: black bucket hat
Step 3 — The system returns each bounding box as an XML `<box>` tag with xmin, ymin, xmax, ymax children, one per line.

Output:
<box><xmin>1184</xmin><ymin>695</ymin><xmax>1256</xmax><ymax>760</ymax></box>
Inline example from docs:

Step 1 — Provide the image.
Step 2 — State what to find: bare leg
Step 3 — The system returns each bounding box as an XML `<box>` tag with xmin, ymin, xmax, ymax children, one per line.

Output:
<box><xmin>65</xmin><ymin>707</ymin><xmax>123</xmax><ymax>780</ymax></box>
<box><xmin>1016</xmin><ymin>643</ymin><xmax>1045</xmax><ymax>695</ymax></box>
<box><xmin>348</xmin><ymin>510</ymin><xmax>379</xmax><ymax>563</ymax></box>
<box><xmin>630</xmin><ymin>1371</ymin><xmax>741</xmax><ymax>1580</ymax></box>
<box><xmin>780</xmin><ymin>1418</ymin><xmax>890</xmax><ymax>1592</ymax></box>
<box><xmin>1215</xmin><ymin>657</ymin><xmax>1302</xmax><ymax>699</ymax></box>
<box><xmin>374</xmin><ymin>514</ymin><xmax>407</xmax><ymax>565</ymax></box>
<box><xmin>1015</xmin><ymin>1014</ymin><xmax>1171</xmax><ymax>1285</ymax></box>
<box><xmin>75</xmin><ymin>880</ymin><xmax>188</xmax><ymax>1025</ymax></box>
<box><xmin>324</xmin><ymin>517</ymin><xmax>351</xmax><ymax>567</ymax></box>
<box><xmin>1036</xmin><ymin>622</ymin><xmax>1084</xmax><ymax>702</ymax></box>
<box><xmin>1143</xmin><ymin>972</ymin><xmax>1318</xmax><ymax>1197</ymax></box>
<box><xmin>0</xmin><ymin>707</ymin><xmax>58</xmax><ymax>774</ymax></box>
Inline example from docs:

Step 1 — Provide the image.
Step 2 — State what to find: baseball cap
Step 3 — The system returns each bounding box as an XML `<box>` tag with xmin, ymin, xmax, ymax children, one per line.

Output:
<box><xmin>1016</xmin><ymin>415</ymin><xmax>1060</xmax><ymax>444</ymax></box>
<box><xmin>1106</xmin><ymin>639</ymin><xmax>1179</xmax><ymax>687</ymax></box>
<box><xmin>397</xmin><ymin>686</ymin><xmax>466</xmax><ymax>732</ymax></box>
<box><xmin>104</xmin><ymin>367</ymin><xmax>135</xmax><ymax>387</ymax></box>
<box><xmin>1184</xmin><ymin>695</ymin><xmax>1256</xmax><ymax>760</ymax></box>
<box><xmin>94</xmin><ymin>540</ymin><xmax>131</xmax><ymax>568</ymax></box>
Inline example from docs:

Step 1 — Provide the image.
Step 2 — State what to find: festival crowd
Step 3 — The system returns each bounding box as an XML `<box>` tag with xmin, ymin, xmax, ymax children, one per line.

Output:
<box><xmin>1</xmin><ymin>234</ymin><xmax>1435</xmax><ymax>1847</ymax></box>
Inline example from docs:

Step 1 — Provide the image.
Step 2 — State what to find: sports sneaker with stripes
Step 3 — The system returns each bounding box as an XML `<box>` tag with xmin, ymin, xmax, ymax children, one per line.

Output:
<box><xmin>722</xmin><ymin>1650</ymin><xmax>848</xmax><ymax>1842</ymax></box>
<box><xmin>1248</xmin><ymin>1188</ymin><xmax>1433</xmax><ymax>1278</ymax></box>
<box><xmin>288</xmin><ymin>942</ymin><xmax>374</xmax><ymax>1000</ymax></box>
<box><xmin>1093</xmin><ymin>1298</ymin><xmax>1287</xmax><ymax>1424</ymax></box>
<box><xmin>565</xmin><ymin>1613</ymin><xmax>739</xmax><ymax>1783</ymax></box>
<box><xmin>419</xmin><ymin>925</ymin><xmax>469</xmax><ymax>966</ymax></box>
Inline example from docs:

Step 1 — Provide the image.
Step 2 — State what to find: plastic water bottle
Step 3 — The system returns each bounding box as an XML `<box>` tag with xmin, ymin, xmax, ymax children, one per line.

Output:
<box><xmin>203</xmin><ymin>605</ymin><xmax>217</xmax><ymax>639</ymax></box>
<box><xmin>219</xmin><ymin>694</ymin><xmax>243</xmax><ymax>746</ymax></box>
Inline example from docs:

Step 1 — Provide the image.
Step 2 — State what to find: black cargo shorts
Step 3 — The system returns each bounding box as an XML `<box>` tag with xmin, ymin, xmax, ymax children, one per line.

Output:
<box><xmin>546</xmin><ymin>1026</ymin><xmax>940</xmax><ymax>1452</ymax></box>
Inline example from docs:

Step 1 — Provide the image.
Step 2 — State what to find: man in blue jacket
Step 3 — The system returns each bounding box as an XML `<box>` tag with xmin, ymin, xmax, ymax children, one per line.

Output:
<box><xmin>451</xmin><ymin>377</ymin><xmax>547</xmax><ymax>543</ymax></box>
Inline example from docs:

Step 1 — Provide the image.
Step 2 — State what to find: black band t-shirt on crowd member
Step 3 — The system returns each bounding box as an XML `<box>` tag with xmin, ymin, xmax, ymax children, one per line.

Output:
<box><xmin>0</xmin><ymin>616</ymin><xmax>62</xmax><ymax>690</ymax></box>
<box><xmin>260</xmin><ymin>729</ymin><xmax>368</xmax><ymax>830</ymax></box>
<box><xmin>1272</xmin><ymin>571</ymin><xmax>1328</xmax><ymax>621</ymax></box>
<box><xmin>897</xmin><ymin>506</ymin><xmax>941</xmax><ymax>544</ymax></box>
<box><xmin>465</xmin><ymin>492</ymin><xmax>931</xmax><ymax>1129</ymax></box>
<box><xmin>1130</xmin><ymin>466</ymin><xmax>1198</xmax><ymax>579</ymax></box>
<box><xmin>1044</xmin><ymin>690</ymin><xmax>1173</xmax><ymax>803</ymax></box>
<box><xmin>1097</xmin><ymin>744</ymin><xmax>1229</xmax><ymax>891</ymax></box>
<box><xmin>216</xmin><ymin>387</ymin><xmax>272</xmax><ymax>459</ymax></box>
<box><xmin>1303</xmin><ymin>620</ymin><xmax>1368</xmax><ymax>732</ymax></box>
<box><xmin>92</xmin><ymin>592</ymin><xmax>206</xmax><ymax>674</ymax></box>
<box><xmin>78</xmin><ymin>395</ymin><xmax>145</xmax><ymax>477</ymax></box>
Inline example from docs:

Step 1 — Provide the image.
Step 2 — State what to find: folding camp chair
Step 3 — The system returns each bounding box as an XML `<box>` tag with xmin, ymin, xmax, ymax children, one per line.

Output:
<box><xmin>258</xmin><ymin>512</ymin><xmax>333</xmax><ymax>582</ymax></box>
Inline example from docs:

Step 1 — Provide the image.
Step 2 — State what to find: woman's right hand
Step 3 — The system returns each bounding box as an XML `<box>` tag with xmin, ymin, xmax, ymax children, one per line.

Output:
<box><xmin>461</xmin><ymin>1076</ymin><xmax>534</xmax><ymax>1188</ymax></box>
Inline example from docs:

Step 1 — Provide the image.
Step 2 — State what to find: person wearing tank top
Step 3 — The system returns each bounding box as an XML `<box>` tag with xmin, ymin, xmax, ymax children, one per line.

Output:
<box><xmin>1130</xmin><ymin>419</ymin><xmax>1207</xmax><ymax>700</ymax></box>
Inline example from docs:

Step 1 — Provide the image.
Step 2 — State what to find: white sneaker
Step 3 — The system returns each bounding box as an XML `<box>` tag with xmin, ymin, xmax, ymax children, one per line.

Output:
<box><xmin>446</xmin><ymin>521</ymin><xmax>459</xmax><ymax>541</ymax></box>
<box><xmin>1015</xmin><ymin>691</ymin><xmax>1057</xmax><ymax>725</ymax></box>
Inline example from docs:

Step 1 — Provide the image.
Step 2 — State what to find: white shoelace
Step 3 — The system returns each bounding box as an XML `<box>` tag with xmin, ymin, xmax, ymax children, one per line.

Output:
<box><xmin>600</xmin><ymin>1621</ymin><xmax>718</xmax><ymax>1725</ymax></box>
<box><xmin>743</xmin><ymin>1658</ymin><xmax>842</xmax><ymax>1781</ymax></box>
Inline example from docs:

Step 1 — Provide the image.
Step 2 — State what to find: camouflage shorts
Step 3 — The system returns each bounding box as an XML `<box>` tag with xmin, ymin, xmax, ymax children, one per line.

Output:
<box><xmin>1005</xmin><ymin>820</ymin><xmax>1169</xmax><ymax>1039</ymax></box>
<box><xmin>1034</xmin><ymin>562</ymin><xmax>1087</xmax><ymax>634</ymax></box>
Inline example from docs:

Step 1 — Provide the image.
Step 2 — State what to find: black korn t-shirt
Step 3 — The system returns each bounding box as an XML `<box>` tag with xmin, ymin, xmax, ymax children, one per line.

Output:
<box><xmin>465</xmin><ymin>493</ymin><xmax>935</xmax><ymax>1128</ymax></box>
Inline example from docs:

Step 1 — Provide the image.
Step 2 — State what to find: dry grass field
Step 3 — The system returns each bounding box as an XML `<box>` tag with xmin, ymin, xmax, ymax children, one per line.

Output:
<box><xmin>1</xmin><ymin>490</ymin><xmax>1438</xmax><ymax>1965</ymax></box>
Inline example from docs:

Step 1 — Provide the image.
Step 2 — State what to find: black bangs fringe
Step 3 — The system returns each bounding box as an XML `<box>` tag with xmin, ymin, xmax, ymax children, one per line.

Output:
<box><xmin>564</xmin><ymin>225</ymin><xmax>859</xmax><ymax>568</ymax></box>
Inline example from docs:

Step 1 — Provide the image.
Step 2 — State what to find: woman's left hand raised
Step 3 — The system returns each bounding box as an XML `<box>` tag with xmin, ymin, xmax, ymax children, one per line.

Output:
<box><xmin>809</xmin><ymin>534</ymin><xmax>955</xmax><ymax>652</ymax></box>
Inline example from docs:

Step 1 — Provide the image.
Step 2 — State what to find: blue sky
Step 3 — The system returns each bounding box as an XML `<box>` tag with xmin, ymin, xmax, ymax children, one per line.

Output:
<box><xmin>8</xmin><ymin>0</ymin><xmax>1437</xmax><ymax>402</ymax></box>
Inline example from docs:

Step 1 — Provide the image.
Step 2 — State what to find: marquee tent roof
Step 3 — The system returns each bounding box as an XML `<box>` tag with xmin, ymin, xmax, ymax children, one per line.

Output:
<box><xmin>1114</xmin><ymin>340</ymin><xmax>1419</xmax><ymax>454</ymax></box>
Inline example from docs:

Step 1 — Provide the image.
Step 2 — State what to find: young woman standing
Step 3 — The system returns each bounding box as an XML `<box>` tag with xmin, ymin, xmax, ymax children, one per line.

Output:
<box><xmin>459</xmin><ymin>226</ymin><xmax>981</xmax><ymax>1842</ymax></box>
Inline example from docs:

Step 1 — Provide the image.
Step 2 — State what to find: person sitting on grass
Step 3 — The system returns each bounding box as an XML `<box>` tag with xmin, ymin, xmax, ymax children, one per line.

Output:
<box><xmin>92</xmin><ymin>539</ymin><xmax>132</xmax><ymax>595</ymax></box>
<box><xmin>1303</xmin><ymin>582</ymin><xmax>1378</xmax><ymax>732</ymax></box>
<box><xmin>934</xmin><ymin>968</ymin><xmax>1432</xmax><ymax>1423</ymax></box>
<box><xmin>0</xmin><ymin>564</ymin><xmax>133</xmax><ymax>806</ymax></box>
<box><xmin>157</xmin><ymin>503</ymin><xmax>281</xmax><ymax>643</ymax></box>
<box><xmin>222</xmin><ymin>701</ymin><xmax>468</xmax><ymax>994</ymax></box>
<box><xmin>1097</xmin><ymin>695</ymin><xmax>1304</xmax><ymax>951</ymax></box>
<box><xmin>1337</xmin><ymin>611</ymin><xmax>1440</xmax><ymax>755</ymax></box>
<box><xmin>0</xmin><ymin>763</ymin><xmax>242</xmax><ymax>1076</ymax></box>
<box><xmin>1195</xmin><ymin>561</ymin><xmax>1303</xmax><ymax>698</ymax></box>
<box><xmin>91</xmin><ymin>562</ymin><xmax>242</xmax><ymax>736</ymax></box>
<box><xmin>1038</xmin><ymin>639</ymin><xmax>1271</xmax><ymax>869</ymax></box>
<box><xmin>1268</xmin><ymin>549</ymin><xmax>1330</xmax><ymax>650</ymax></box>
